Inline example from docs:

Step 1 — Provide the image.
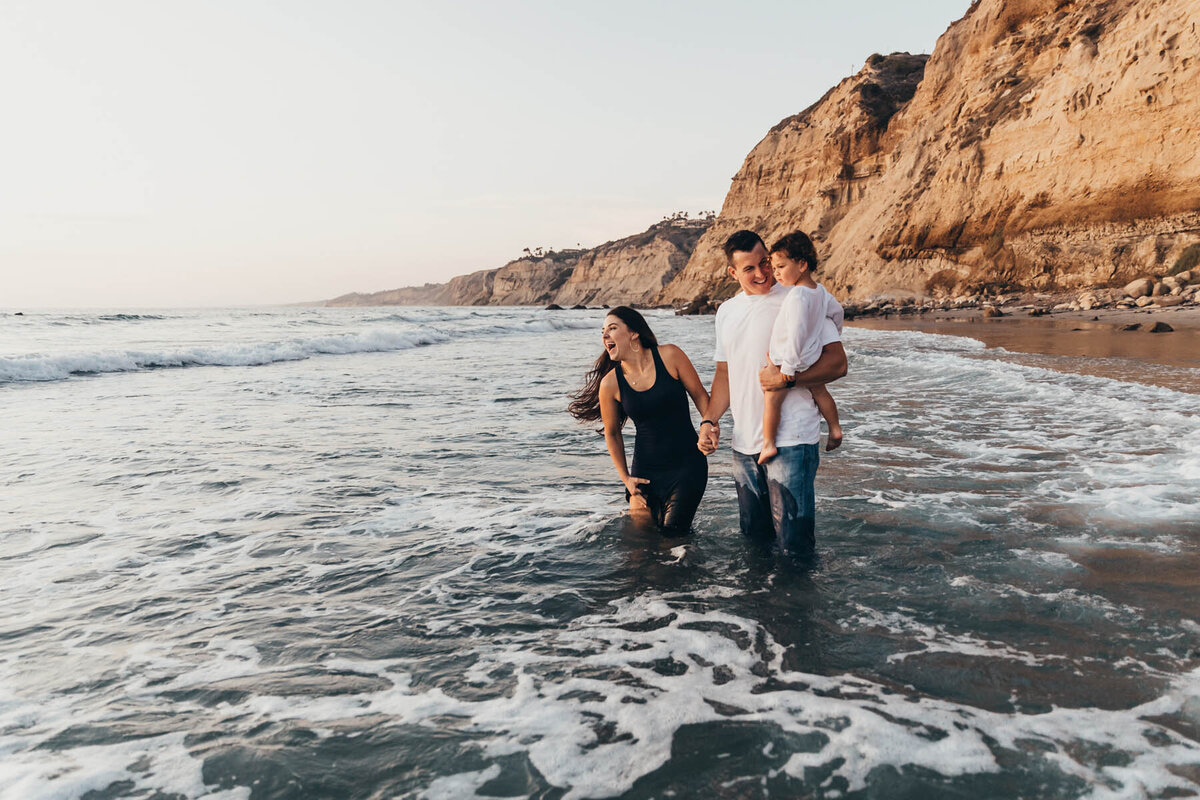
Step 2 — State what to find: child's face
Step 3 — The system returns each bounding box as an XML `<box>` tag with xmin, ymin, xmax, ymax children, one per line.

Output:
<box><xmin>771</xmin><ymin>252</ymin><xmax>806</xmax><ymax>286</ymax></box>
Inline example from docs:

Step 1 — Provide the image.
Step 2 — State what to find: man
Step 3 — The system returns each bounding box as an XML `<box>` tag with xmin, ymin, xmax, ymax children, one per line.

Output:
<box><xmin>697</xmin><ymin>230</ymin><xmax>847</xmax><ymax>557</ymax></box>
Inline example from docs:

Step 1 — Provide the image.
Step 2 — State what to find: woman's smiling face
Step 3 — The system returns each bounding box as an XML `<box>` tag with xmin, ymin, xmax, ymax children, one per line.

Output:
<box><xmin>602</xmin><ymin>315</ymin><xmax>638</xmax><ymax>361</ymax></box>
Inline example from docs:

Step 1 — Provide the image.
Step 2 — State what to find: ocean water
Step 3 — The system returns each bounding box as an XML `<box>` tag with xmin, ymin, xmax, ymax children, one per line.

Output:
<box><xmin>2</xmin><ymin>306</ymin><xmax>1198</xmax><ymax>800</ymax></box>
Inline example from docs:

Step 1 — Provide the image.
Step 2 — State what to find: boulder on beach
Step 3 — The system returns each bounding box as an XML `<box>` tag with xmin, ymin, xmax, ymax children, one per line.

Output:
<box><xmin>544</xmin><ymin>303</ymin><xmax>563</xmax><ymax>311</ymax></box>
<box><xmin>1135</xmin><ymin>296</ymin><xmax>1155</xmax><ymax>307</ymax></box>
<box><xmin>1155</xmin><ymin>296</ymin><xmax>1184</xmax><ymax>307</ymax></box>
<box><xmin>1123</xmin><ymin>278</ymin><xmax>1154</xmax><ymax>298</ymax></box>
<box><xmin>1122</xmin><ymin>323</ymin><xmax>1141</xmax><ymax>331</ymax></box>
<box><xmin>1149</xmin><ymin>322</ymin><xmax>1174</xmax><ymax>333</ymax></box>
<box><xmin>983</xmin><ymin>307</ymin><xmax>1003</xmax><ymax>317</ymax></box>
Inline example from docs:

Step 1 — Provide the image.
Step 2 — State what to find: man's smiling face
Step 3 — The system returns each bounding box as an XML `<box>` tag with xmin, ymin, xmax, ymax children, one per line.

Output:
<box><xmin>728</xmin><ymin>242</ymin><xmax>775</xmax><ymax>296</ymax></box>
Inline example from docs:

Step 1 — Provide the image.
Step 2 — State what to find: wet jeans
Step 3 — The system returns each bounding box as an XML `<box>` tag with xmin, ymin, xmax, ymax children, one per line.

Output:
<box><xmin>732</xmin><ymin>443</ymin><xmax>819</xmax><ymax>557</ymax></box>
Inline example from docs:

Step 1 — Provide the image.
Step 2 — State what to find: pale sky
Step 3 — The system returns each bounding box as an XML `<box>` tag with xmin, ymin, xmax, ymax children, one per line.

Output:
<box><xmin>2</xmin><ymin>0</ymin><xmax>970</xmax><ymax>308</ymax></box>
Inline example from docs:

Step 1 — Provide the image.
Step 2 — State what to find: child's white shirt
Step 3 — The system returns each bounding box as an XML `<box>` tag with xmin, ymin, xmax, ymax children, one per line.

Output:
<box><xmin>767</xmin><ymin>284</ymin><xmax>844</xmax><ymax>378</ymax></box>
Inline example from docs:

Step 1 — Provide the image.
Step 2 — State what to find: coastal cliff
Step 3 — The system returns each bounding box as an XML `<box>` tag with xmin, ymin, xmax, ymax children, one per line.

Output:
<box><xmin>325</xmin><ymin>218</ymin><xmax>708</xmax><ymax>307</ymax></box>
<box><xmin>331</xmin><ymin>0</ymin><xmax>1199</xmax><ymax>310</ymax></box>
<box><xmin>662</xmin><ymin>0</ymin><xmax>1200</xmax><ymax>304</ymax></box>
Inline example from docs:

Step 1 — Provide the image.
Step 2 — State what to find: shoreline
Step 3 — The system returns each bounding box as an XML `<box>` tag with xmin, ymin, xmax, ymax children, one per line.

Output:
<box><xmin>847</xmin><ymin>306</ymin><xmax>1200</xmax><ymax>394</ymax></box>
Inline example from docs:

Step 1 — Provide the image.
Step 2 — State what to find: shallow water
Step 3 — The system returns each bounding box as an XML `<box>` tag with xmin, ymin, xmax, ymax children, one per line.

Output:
<box><xmin>2</xmin><ymin>307</ymin><xmax>1198</xmax><ymax>799</ymax></box>
<box><xmin>850</xmin><ymin>316</ymin><xmax>1200</xmax><ymax>393</ymax></box>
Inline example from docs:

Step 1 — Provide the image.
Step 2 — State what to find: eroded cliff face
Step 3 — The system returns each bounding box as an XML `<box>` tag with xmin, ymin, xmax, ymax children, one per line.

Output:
<box><xmin>326</xmin><ymin>255</ymin><xmax>575</xmax><ymax>307</ymax></box>
<box><xmin>661</xmin><ymin>0</ymin><xmax>1200</xmax><ymax>304</ymax></box>
<box><xmin>553</xmin><ymin>220</ymin><xmax>707</xmax><ymax>306</ymax></box>
<box><xmin>326</xmin><ymin>219</ymin><xmax>708</xmax><ymax>307</ymax></box>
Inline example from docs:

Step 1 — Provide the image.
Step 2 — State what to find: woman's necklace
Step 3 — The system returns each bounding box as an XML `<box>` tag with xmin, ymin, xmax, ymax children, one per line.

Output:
<box><xmin>623</xmin><ymin>351</ymin><xmax>654</xmax><ymax>388</ymax></box>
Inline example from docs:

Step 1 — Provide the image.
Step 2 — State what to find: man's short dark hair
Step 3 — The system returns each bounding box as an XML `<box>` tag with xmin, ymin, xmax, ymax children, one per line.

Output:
<box><xmin>770</xmin><ymin>231</ymin><xmax>819</xmax><ymax>271</ymax></box>
<box><xmin>723</xmin><ymin>230</ymin><xmax>766</xmax><ymax>264</ymax></box>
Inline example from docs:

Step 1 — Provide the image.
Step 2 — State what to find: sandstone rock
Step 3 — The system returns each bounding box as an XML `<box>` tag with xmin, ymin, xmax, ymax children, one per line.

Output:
<box><xmin>1176</xmin><ymin>270</ymin><xmax>1193</xmax><ymax>284</ymax></box>
<box><xmin>658</xmin><ymin>0</ymin><xmax>1200</xmax><ymax>306</ymax></box>
<box><xmin>1122</xmin><ymin>323</ymin><xmax>1141</xmax><ymax>331</ymax></box>
<box><xmin>676</xmin><ymin>296</ymin><xmax>715</xmax><ymax>316</ymax></box>
<box><xmin>1152</xmin><ymin>282</ymin><xmax>1169</xmax><ymax>297</ymax></box>
<box><xmin>1053</xmin><ymin>303</ymin><xmax>1073</xmax><ymax>311</ymax></box>
<box><xmin>325</xmin><ymin>218</ymin><xmax>710</xmax><ymax>308</ymax></box>
<box><xmin>1124</xmin><ymin>278</ymin><xmax>1154</xmax><ymax>298</ymax></box>
<box><xmin>1150</xmin><ymin>322</ymin><xmax>1174</xmax><ymax>332</ymax></box>
<box><xmin>982</xmin><ymin>306</ymin><xmax>1003</xmax><ymax>317</ymax></box>
<box><xmin>544</xmin><ymin>303</ymin><xmax>563</xmax><ymax>311</ymax></box>
<box><xmin>1162</xmin><ymin>276</ymin><xmax>1180</xmax><ymax>291</ymax></box>
<box><xmin>1135</xmin><ymin>296</ymin><xmax>1155</xmax><ymax>307</ymax></box>
<box><xmin>1155</xmin><ymin>295</ymin><xmax>1184</xmax><ymax>306</ymax></box>
<box><xmin>555</xmin><ymin>219</ymin><xmax>709</xmax><ymax>307</ymax></box>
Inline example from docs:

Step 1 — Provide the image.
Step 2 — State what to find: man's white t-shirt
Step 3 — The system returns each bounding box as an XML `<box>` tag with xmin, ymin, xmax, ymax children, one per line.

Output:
<box><xmin>714</xmin><ymin>282</ymin><xmax>840</xmax><ymax>455</ymax></box>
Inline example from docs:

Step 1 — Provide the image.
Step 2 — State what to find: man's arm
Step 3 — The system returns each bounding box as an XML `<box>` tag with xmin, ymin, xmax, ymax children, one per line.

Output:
<box><xmin>759</xmin><ymin>342</ymin><xmax>847</xmax><ymax>392</ymax></box>
<box><xmin>698</xmin><ymin>362</ymin><xmax>729</xmax><ymax>454</ymax></box>
<box><xmin>793</xmin><ymin>341</ymin><xmax>847</xmax><ymax>386</ymax></box>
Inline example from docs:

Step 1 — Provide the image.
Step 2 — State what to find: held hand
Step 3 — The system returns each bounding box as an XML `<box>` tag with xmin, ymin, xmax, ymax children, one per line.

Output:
<box><xmin>697</xmin><ymin>422</ymin><xmax>719</xmax><ymax>455</ymax></box>
<box><xmin>759</xmin><ymin>353</ymin><xmax>790</xmax><ymax>392</ymax></box>
<box><xmin>623</xmin><ymin>476</ymin><xmax>650</xmax><ymax>498</ymax></box>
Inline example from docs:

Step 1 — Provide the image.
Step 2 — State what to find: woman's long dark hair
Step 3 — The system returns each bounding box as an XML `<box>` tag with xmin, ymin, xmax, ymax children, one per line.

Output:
<box><xmin>567</xmin><ymin>306</ymin><xmax>659</xmax><ymax>425</ymax></box>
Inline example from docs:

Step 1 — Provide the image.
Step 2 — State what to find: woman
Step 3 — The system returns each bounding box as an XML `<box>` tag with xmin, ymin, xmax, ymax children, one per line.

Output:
<box><xmin>568</xmin><ymin>306</ymin><xmax>711</xmax><ymax>535</ymax></box>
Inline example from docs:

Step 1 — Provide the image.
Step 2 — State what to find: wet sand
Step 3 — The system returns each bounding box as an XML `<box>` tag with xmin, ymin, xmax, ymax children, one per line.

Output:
<box><xmin>849</xmin><ymin>311</ymin><xmax>1200</xmax><ymax>394</ymax></box>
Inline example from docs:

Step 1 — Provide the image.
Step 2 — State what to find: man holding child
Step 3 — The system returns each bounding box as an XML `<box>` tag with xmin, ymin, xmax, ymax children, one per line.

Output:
<box><xmin>697</xmin><ymin>230</ymin><xmax>847</xmax><ymax>558</ymax></box>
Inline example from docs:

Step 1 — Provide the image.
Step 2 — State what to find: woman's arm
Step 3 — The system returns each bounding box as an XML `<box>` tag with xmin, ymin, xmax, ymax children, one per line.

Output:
<box><xmin>698</xmin><ymin>362</ymin><xmax>728</xmax><ymax>455</ymax></box>
<box><xmin>599</xmin><ymin>371</ymin><xmax>648</xmax><ymax>498</ymax></box>
<box><xmin>660</xmin><ymin>345</ymin><xmax>709</xmax><ymax>418</ymax></box>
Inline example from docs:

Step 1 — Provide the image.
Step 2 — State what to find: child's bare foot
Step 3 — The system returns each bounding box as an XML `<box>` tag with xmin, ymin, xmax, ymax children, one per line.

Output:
<box><xmin>826</xmin><ymin>425</ymin><xmax>843</xmax><ymax>452</ymax></box>
<box><xmin>757</xmin><ymin>444</ymin><xmax>778</xmax><ymax>465</ymax></box>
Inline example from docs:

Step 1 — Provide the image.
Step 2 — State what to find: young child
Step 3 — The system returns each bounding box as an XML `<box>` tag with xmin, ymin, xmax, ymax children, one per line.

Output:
<box><xmin>759</xmin><ymin>231</ymin><xmax>844</xmax><ymax>465</ymax></box>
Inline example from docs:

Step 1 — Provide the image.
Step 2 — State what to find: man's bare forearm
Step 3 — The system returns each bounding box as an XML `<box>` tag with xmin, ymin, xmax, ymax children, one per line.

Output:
<box><xmin>792</xmin><ymin>342</ymin><xmax>847</xmax><ymax>387</ymax></box>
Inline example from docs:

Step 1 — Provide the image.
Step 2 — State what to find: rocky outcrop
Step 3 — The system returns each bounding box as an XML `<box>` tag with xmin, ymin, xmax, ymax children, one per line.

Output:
<box><xmin>327</xmin><ymin>253</ymin><xmax>578</xmax><ymax>307</ymax></box>
<box><xmin>326</xmin><ymin>218</ymin><xmax>708</xmax><ymax>307</ymax></box>
<box><xmin>661</xmin><ymin>0</ymin><xmax>1200</xmax><ymax>305</ymax></box>
<box><xmin>553</xmin><ymin>219</ymin><xmax>707</xmax><ymax>307</ymax></box>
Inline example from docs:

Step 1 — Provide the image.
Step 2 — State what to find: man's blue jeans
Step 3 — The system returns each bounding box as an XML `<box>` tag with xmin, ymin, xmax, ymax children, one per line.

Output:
<box><xmin>732</xmin><ymin>443</ymin><xmax>819</xmax><ymax>557</ymax></box>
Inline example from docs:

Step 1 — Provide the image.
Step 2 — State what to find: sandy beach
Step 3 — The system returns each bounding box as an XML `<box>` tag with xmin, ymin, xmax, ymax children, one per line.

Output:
<box><xmin>849</xmin><ymin>305</ymin><xmax>1200</xmax><ymax>394</ymax></box>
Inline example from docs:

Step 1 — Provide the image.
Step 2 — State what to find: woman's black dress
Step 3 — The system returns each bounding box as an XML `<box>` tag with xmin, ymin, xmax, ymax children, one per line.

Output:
<box><xmin>614</xmin><ymin>346</ymin><xmax>708</xmax><ymax>535</ymax></box>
